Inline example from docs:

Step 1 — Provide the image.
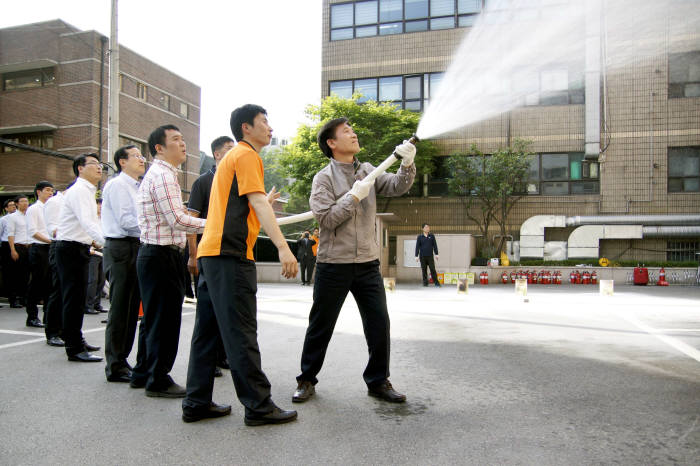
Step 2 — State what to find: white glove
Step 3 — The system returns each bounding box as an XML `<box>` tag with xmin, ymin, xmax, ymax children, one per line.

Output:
<box><xmin>395</xmin><ymin>140</ymin><xmax>416</xmax><ymax>167</ymax></box>
<box><xmin>348</xmin><ymin>178</ymin><xmax>373</xmax><ymax>202</ymax></box>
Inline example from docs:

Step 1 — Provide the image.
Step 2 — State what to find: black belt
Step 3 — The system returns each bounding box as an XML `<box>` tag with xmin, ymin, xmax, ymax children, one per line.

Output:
<box><xmin>55</xmin><ymin>240</ymin><xmax>91</xmax><ymax>249</ymax></box>
<box><xmin>141</xmin><ymin>243</ymin><xmax>185</xmax><ymax>254</ymax></box>
<box><xmin>30</xmin><ymin>243</ymin><xmax>50</xmax><ymax>248</ymax></box>
<box><xmin>106</xmin><ymin>237</ymin><xmax>141</xmax><ymax>243</ymax></box>
<box><xmin>15</xmin><ymin>243</ymin><xmax>30</xmax><ymax>248</ymax></box>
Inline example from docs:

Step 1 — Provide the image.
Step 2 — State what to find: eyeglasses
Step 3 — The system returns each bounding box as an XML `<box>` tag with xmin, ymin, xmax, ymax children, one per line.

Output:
<box><xmin>131</xmin><ymin>155</ymin><xmax>146</xmax><ymax>160</ymax></box>
<box><xmin>84</xmin><ymin>162</ymin><xmax>103</xmax><ymax>168</ymax></box>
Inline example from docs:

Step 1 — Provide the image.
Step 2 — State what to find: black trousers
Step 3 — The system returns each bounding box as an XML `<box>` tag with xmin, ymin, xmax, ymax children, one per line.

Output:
<box><xmin>103</xmin><ymin>238</ymin><xmax>141</xmax><ymax>378</ymax></box>
<box><xmin>26</xmin><ymin>243</ymin><xmax>50</xmax><ymax>322</ymax></box>
<box><xmin>55</xmin><ymin>241</ymin><xmax>91</xmax><ymax>356</ymax></box>
<box><xmin>132</xmin><ymin>244</ymin><xmax>185</xmax><ymax>391</ymax></box>
<box><xmin>8</xmin><ymin>243</ymin><xmax>29</xmax><ymax>304</ymax></box>
<box><xmin>300</xmin><ymin>257</ymin><xmax>315</xmax><ymax>284</ymax></box>
<box><xmin>1</xmin><ymin>241</ymin><xmax>13</xmax><ymax>298</ymax></box>
<box><xmin>184</xmin><ymin>256</ymin><xmax>273</xmax><ymax>416</ymax></box>
<box><xmin>420</xmin><ymin>255</ymin><xmax>438</xmax><ymax>285</ymax></box>
<box><xmin>44</xmin><ymin>242</ymin><xmax>63</xmax><ymax>339</ymax></box>
<box><xmin>85</xmin><ymin>254</ymin><xmax>105</xmax><ymax>310</ymax></box>
<box><xmin>297</xmin><ymin>260</ymin><xmax>390</xmax><ymax>387</ymax></box>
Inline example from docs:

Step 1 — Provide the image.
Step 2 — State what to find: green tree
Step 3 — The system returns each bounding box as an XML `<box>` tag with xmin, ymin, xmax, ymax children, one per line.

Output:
<box><xmin>278</xmin><ymin>95</ymin><xmax>438</xmax><ymax>214</ymax></box>
<box><xmin>447</xmin><ymin>139</ymin><xmax>533</xmax><ymax>255</ymax></box>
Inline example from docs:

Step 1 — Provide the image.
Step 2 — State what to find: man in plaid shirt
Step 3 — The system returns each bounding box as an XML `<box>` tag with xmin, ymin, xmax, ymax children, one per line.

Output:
<box><xmin>131</xmin><ymin>124</ymin><xmax>206</xmax><ymax>398</ymax></box>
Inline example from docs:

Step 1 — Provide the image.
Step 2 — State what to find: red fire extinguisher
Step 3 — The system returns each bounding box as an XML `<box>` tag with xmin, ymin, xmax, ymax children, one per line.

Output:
<box><xmin>481</xmin><ymin>271</ymin><xmax>489</xmax><ymax>285</ymax></box>
<box><xmin>569</xmin><ymin>270</ymin><xmax>576</xmax><ymax>284</ymax></box>
<box><xmin>510</xmin><ymin>271</ymin><xmax>516</xmax><ymax>283</ymax></box>
<box><xmin>582</xmin><ymin>271</ymin><xmax>591</xmax><ymax>285</ymax></box>
<box><xmin>555</xmin><ymin>271</ymin><xmax>562</xmax><ymax>285</ymax></box>
<box><xmin>591</xmin><ymin>271</ymin><xmax>598</xmax><ymax>285</ymax></box>
<box><xmin>575</xmin><ymin>270</ymin><xmax>582</xmax><ymax>284</ymax></box>
<box><xmin>501</xmin><ymin>271</ymin><xmax>508</xmax><ymax>284</ymax></box>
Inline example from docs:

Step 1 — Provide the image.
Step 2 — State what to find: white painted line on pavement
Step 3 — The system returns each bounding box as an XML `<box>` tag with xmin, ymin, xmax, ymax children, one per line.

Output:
<box><xmin>655</xmin><ymin>329</ymin><xmax>700</xmax><ymax>333</ymax></box>
<box><xmin>618</xmin><ymin>312</ymin><xmax>700</xmax><ymax>363</ymax></box>
<box><xmin>0</xmin><ymin>329</ymin><xmax>46</xmax><ymax>336</ymax></box>
<box><xmin>0</xmin><ymin>337</ymin><xmax>45</xmax><ymax>350</ymax></box>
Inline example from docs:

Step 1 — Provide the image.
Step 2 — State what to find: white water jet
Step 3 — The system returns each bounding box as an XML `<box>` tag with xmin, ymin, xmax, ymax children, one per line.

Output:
<box><xmin>417</xmin><ymin>0</ymin><xmax>699</xmax><ymax>141</ymax></box>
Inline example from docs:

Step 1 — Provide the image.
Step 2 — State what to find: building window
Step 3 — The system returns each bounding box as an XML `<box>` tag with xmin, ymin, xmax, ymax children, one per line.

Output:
<box><xmin>427</xmin><ymin>156</ymin><xmax>450</xmax><ymax>196</ymax></box>
<box><xmin>0</xmin><ymin>132</ymin><xmax>54</xmax><ymax>153</ymax></box>
<box><xmin>527</xmin><ymin>152</ymin><xmax>599</xmax><ymax>195</ymax></box>
<box><xmin>669</xmin><ymin>51</ymin><xmax>700</xmax><ymax>98</ymax></box>
<box><xmin>119</xmin><ymin>73</ymin><xmax>124</xmax><ymax>91</ymax></box>
<box><xmin>668</xmin><ymin>147</ymin><xmax>700</xmax><ymax>192</ymax></box>
<box><xmin>667</xmin><ymin>241</ymin><xmax>699</xmax><ymax>262</ymax></box>
<box><xmin>179</xmin><ymin>102</ymin><xmax>189</xmax><ymax>118</ymax></box>
<box><xmin>330</xmin><ymin>0</ymin><xmax>483</xmax><ymax>40</ymax></box>
<box><xmin>137</xmin><ymin>82</ymin><xmax>147</xmax><ymax>101</ymax></box>
<box><xmin>119</xmin><ymin>136</ymin><xmax>147</xmax><ymax>158</ymax></box>
<box><xmin>2</xmin><ymin>68</ymin><xmax>55</xmax><ymax>90</ymax></box>
<box><xmin>160</xmin><ymin>94</ymin><xmax>170</xmax><ymax>110</ymax></box>
<box><xmin>329</xmin><ymin>72</ymin><xmax>444</xmax><ymax>111</ymax></box>
<box><xmin>513</xmin><ymin>65</ymin><xmax>584</xmax><ymax>106</ymax></box>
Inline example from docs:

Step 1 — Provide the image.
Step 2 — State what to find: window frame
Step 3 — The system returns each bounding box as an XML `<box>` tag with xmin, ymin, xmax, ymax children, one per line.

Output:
<box><xmin>668</xmin><ymin>146</ymin><xmax>700</xmax><ymax>193</ymax></box>
<box><xmin>668</xmin><ymin>51</ymin><xmax>700</xmax><ymax>99</ymax></box>
<box><xmin>527</xmin><ymin>152</ymin><xmax>599</xmax><ymax>195</ymax></box>
<box><xmin>2</xmin><ymin>67</ymin><xmax>56</xmax><ymax>91</ymax></box>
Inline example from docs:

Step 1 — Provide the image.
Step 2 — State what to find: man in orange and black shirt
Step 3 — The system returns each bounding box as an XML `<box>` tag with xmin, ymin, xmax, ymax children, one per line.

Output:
<box><xmin>182</xmin><ymin>104</ymin><xmax>298</xmax><ymax>426</ymax></box>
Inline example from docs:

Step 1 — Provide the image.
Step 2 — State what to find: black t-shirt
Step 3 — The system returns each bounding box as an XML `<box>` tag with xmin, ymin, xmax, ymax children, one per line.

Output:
<box><xmin>188</xmin><ymin>168</ymin><xmax>215</xmax><ymax>243</ymax></box>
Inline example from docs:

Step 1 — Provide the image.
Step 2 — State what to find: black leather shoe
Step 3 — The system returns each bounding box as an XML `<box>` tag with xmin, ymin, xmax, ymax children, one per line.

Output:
<box><xmin>26</xmin><ymin>319</ymin><xmax>45</xmax><ymax>328</ymax></box>
<box><xmin>217</xmin><ymin>359</ymin><xmax>230</xmax><ymax>370</ymax></box>
<box><xmin>68</xmin><ymin>351</ymin><xmax>103</xmax><ymax>362</ymax></box>
<box><xmin>107</xmin><ymin>372</ymin><xmax>132</xmax><ymax>383</ymax></box>
<box><xmin>145</xmin><ymin>382</ymin><xmax>186</xmax><ymax>398</ymax></box>
<box><xmin>46</xmin><ymin>336</ymin><xmax>65</xmax><ymax>347</ymax></box>
<box><xmin>130</xmin><ymin>379</ymin><xmax>146</xmax><ymax>389</ymax></box>
<box><xmin>214</xmin><ymin>367</ymin><xmax>223</xmax><ymax>377</ymax></box>
<box><xmin>82</xmin><ymin>341</ymin><xmax>101</xmax><ymax>352</ymax></box>
<box><xmin>85</xmin><ymin>308</ymin><xmax>100</xmax><ymax>315</ymax></box>
<box><xmin>9</xmin><ymin>300</ymin><xmax>20</xmax><ymax>308</ymax></box>
<box><xmin>244</xmin><ymin>405</ymin><xmax>298</xmax><ymax>426</ymax></box>
<box><xmin>368</xmin><ymin>380</ymin><xmax>406</xmax><ymax>403</ymax></box>
<box><xmin>182</xmin><ymin>402</ymin><xmax>232</xmax><ymax>423</ymax></box>
<box><xmin>96</xmin><ymin>306</ymin><xmax>108</xmax><ymax>313</ymax></box>
<box><xmin>292</xmin><ymin>381</ymin><xmax>315</xmax><ymax>403</ymax></box>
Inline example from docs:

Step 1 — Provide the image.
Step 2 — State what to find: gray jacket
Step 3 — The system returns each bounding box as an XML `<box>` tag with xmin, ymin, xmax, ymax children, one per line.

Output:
<box><xmin>310</xmin><ymin>156</ymin><xmax>416</xmax><ymax>264</ymax></box>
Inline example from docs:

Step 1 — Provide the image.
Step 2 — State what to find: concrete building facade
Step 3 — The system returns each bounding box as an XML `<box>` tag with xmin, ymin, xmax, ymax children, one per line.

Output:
<box><xmin>0</xmin><ymin>19</ymin><xmax>201</xmax><ymax>198</ymax></box>
<box><xmin>321</xmin><ymin>0</ymin><xmax>700</xmax><ymax>264</ymax></box>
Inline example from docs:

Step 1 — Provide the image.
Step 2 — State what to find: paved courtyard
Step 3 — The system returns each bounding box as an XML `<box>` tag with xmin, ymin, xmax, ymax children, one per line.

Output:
<box><xmin>1</xmin><ymin>282</ymin><xmax>699</xmax><ymax>465</ymax></box>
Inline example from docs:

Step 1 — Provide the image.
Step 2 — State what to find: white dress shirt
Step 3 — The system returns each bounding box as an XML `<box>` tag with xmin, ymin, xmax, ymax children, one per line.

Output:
<box><xmin>0</xmin><ymin>214</ymin><xmax>11</xmax><ymax>242</ymax></box>
<box><xmin>26</xmin><ymin>199</ymin><xmax>50</xmax><ymax>244</ymax></box>
<box><xmin>7</xmin><ymin>211</ymin><xmax>30</xmax><ymax>245</ymax></box>
<box><xmin>57</xmin><ymin>177</ymin><xmax>105</xmax><ymax>246</ymax></box>
<box><xmin>44</xmin><ymin>191</ymin><xmax>63</xmax><ymax>239</ymax></box>
<box><xmin>102</xmin><ymin>172</ymin><xmax>141</xmax><ymax>239</ymax></box>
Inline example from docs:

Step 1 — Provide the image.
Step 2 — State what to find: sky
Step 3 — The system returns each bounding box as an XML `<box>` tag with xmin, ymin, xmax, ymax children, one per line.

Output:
<box><xmin>0</xmin><ymin>0</ymin><xmax>323</xmax><ymax>155</ymax></box>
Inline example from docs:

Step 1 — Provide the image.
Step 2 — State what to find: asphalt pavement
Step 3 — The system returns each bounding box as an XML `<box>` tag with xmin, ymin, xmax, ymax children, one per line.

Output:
<box><xmin>1</xmin><ymin>282</ymin><xmax>699</xmax><ymax>465</ymax></box>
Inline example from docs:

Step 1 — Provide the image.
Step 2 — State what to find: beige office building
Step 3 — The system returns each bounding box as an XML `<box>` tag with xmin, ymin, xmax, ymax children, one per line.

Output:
<box><xmin>322</xmin><ymin>0</ymin><xmax>700</xmax><ymax>264</ymax></box>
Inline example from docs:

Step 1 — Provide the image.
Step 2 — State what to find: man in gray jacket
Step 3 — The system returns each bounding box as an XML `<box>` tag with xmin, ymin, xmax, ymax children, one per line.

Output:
<box><xmin>292</xmin><ymin>117</ymin><xmax>416</xmax><ymax>404</ymax></box>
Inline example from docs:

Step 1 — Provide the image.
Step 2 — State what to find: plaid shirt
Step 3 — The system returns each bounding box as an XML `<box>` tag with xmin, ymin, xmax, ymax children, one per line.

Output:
<box><xmin>137</xmin><ymin>158</ymin><xmax>205</xmax><ymax>248</ymax></box>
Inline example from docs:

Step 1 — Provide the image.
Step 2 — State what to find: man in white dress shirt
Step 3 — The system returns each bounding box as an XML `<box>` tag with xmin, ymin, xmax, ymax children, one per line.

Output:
<box><xmin>102</xmin><ymin>145</ymin><xmax>145</xmax><ymax>382</ymax></box>
<box><xmin>7</xmin><ymin>195</ymin><xmax>31</xmax><ymax>316</ymax></box>
<box><xmin>43</xmin><ymin>190</ymin><xmax>65</xmax><ymax>346</ymax></box>
<box><xmin>55</xmin><ymin>154</ymin><xmax>105</xmax><ymax>362</ymax></box>
<box><xmin>1</xmin><ymin>199</ymin><xmax>17</xmax><ymax>306</ymax></box>
<box><xmin>26</xmin><ymin>181</ymin><xmax>54</xmax><ymax>328</ymax></box>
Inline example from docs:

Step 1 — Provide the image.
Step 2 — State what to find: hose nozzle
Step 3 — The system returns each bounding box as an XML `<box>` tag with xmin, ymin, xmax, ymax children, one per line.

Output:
<box><xmin>408</xmin><ymin>134</ymin><xmax>420</xmax><ymax>145</ymax></box>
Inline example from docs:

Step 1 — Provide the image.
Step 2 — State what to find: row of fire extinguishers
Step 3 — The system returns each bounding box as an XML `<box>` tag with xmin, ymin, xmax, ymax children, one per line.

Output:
<box><xmin>493</xmin><ymin>270</ymin><xmax>599</xmax><ymax>285</ymax></box>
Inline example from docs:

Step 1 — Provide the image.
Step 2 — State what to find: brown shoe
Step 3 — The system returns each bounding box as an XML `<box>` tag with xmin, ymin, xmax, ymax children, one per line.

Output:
<box><xmin>292</xmin><ymin>381</ymin><xmax>315</xmax><ymax>403</ymax></box>
<box><xmin>368</xmin><ymin>380</ymin><xmax>406</xmax><ymax>403</ymax></box>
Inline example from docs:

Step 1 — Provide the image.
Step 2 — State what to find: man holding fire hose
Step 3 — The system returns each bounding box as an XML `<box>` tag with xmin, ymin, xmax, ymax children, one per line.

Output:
<box><xmin>292</xmin><ymin>118</ymin><xmax>416</xmax><ymax>404</ymax></box>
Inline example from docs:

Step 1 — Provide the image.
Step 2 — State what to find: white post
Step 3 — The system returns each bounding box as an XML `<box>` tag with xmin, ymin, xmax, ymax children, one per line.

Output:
<box><xmin>108</xmin><ymin>0</ymin><xmax>120</xmax><ymax>160</ymax></box>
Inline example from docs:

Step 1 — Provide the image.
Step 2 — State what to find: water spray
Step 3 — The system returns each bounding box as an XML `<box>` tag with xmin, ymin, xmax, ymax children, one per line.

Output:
<box><xmin>276</xmin><ymin>135</ymin><xmax>420</xmax><ymax>226</ymax></box>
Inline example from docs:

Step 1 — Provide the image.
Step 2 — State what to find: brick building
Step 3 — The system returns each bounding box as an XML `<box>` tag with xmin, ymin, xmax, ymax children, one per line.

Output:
<box><xmin>322</xmin><ymin>0</ymin><xmax>700</xmax><ymax>263</ymax></box>
<box><xmin>0</xmin><ymin>19</ymin><xmax>201</xmax><ymax>199</ymax></box>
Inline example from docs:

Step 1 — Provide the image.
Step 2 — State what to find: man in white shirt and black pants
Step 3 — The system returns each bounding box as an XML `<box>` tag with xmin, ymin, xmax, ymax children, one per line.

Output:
<box><xmin>55</xmin><ymin>154</ymin><xmax>106</xmax><ymax>362</ymax></box>
<box><xmin>0</xmin><ymin>199</ymin><xmax>17</xmax><ymax>306</ymax></box>
<box><xmin>26</xmin><ymin>181</ymin><xmax>54</xmax><ymax>328</ymax></box>
<box><xmin>7</xmin><ymin>195</ymin><xmax>31</xmax><ymax>315</ymax></box>
<box><xmin>102</xmin><ymin>145</ymin><xmax>145</xmax><ymax>382</ymax></box>
<box><xmin>43</xmin><ymin>191</ymin><xmax>65</xmax><ymax>346</ymax></box>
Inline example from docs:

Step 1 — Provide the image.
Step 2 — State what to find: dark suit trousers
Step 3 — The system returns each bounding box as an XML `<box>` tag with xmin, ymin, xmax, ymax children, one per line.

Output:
<box><xmin>297</xmin><ymin>260</ymin><xmax>390</xmax><ymax>387</ymax></box>
<box><xmin>0</xmin><ymin>241</ymin><xmax>12</xmax><ymax>298</ymax></box>
<box><xmin>55</xmin><ymin>241</ymin><xmax>91</xmax><ymax>356</ymax></box>
<box><xmin>300</xmin><ymin>257</ymin><xmax>314</xmax><ymax>284</ymax></box>
<box><xmin>184</xmin><ymin>256</ymin><xmax>273</xmax><ymax>416</ymax></box>
<box><xmin>132</xmin><ymin>245</ymin><xmax>185</xmax><ymax>391</ymax></box>
<box><xmin>44</xmin><ymin>242</ymin><xmax>62</xmax><ymax>339</ymax></box>
<box><xmin>26</xmin><ymin>243</ymin><xmax>50</xmax><ymax>321</ymax></box>
<box><xmin>420</xmin><ymin>255</ymin><xmax>438</xmax><ymax>285</ymax></box>
<box><xmin>8</xmin><ymin>244</ymin><xmax>29</xmax><ymax>304</ymax></box>
<box><xmin>103</xmin><ymin>238</ymin><xmax>141</xmax><ymax>378</ymax></box>
<box><xmin>85</xmin><ymin>254</ymin><xmax>104</xmax><ymax>310</ymax></box>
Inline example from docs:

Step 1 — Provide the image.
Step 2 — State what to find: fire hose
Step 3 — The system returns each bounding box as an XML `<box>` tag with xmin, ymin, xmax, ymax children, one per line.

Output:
<box><xmin>276</xmin><ymin>135</ymin><xmax>419</xmax><ymax>226</ymax></box>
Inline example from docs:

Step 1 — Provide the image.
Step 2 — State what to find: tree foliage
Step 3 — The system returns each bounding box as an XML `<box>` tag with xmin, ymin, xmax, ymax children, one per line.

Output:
<box><xmin>278</xmin><ymin>95</ymin><xmax>438</xmax><ymax>214</ymax></box>
<box><xmin>447</xmin><ymin>139</ymin><xmax>533</xmax><ymax>255</ymax></box>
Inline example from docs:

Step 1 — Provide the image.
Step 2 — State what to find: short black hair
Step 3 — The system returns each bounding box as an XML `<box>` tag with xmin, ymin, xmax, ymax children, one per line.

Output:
<box><xmin>230</xmin><ymin>104</ymin><xmax>266</xmax><ymax>142</ymax></box>
<box><xmin>422</xmin><ymin>223</ymin><xmax>430</xmax><ymax>228</ymax></box>
<box><xmin>317</xmin><ymin>117</ymin><xmax>349</xmax><ymax>158</ymax></box>
<box><xmin>3</xmin><ymin>199</ymin><xmax>15</xmax><ymax>209</ymax></box>
<box><xmin>14</xmin><ymin>195</ymin><xmax>28</xmax><ymax>203</ymax></box>
<box><xmin>34</xmin><ymin>181</ymin><xmax>54</xmax><ymax>197</ymax></box>
<box><xmin>73</xmin><ymin>153</ymin><xmax>99</xmax><ymax>177</ymax></box>
<box><xmin>114</xmin><ymin>145</ymin><xmax>137</xmax><ymax>172</ymax></box>
<box><xmin>148</xmin><ymin>124</ymin><xmax>180</xmax><ymax>157</ymax></box>
<box><xmin>211</xmin><ymin>136</ymin><xmax>234</xmax><ymax>156</ymax></box>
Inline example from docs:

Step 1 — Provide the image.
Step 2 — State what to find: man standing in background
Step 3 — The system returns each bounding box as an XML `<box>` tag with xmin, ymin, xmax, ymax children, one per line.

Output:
<box><xmin>7</xmin><ymin>195</ymin><xmax>32</xmax><ymax>318</ymax></box>
<box><xmin>26</xmin><ymin>181</ymin><xmax>54</xmax><ymax>327</ymax></box>
<box><xmin>415</xmin><ymin>223</ymin><xmax>440</xmax><ymax>287</ymax></box>
<box><xmin>44</xmin><ymin>190</ymin><xmax>64</xmax><ymax>347</ymax></box>
<box><xmin>296</xmin><ymin>230</ymin><xmax>316</xmax><ymax>286</ymax></box>
<box><xmin>0</xmin><ymin>199</ymin><xmax>17</xmax><ymax>306</ymax></box>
